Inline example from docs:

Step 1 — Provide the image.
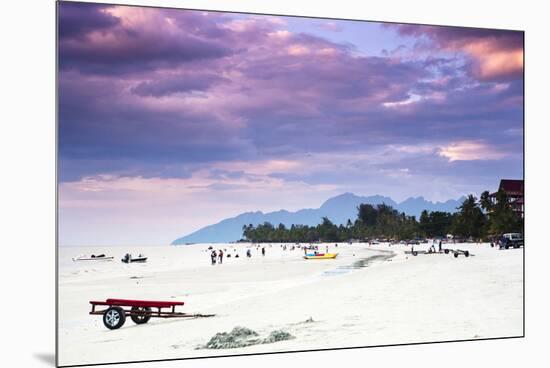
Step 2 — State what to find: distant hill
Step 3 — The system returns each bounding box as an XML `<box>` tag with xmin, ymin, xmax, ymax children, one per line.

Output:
<box><xmin>171</xmin><ymin>193</ymin><xmax>464</xmax><ymax>244</ymax></box>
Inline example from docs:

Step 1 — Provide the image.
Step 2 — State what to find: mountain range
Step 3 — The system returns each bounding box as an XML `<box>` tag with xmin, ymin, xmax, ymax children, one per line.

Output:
<box><xmin>171</xmin><ymin>193</ymin><xmax>465</xmax><ymax>244</ymax></box>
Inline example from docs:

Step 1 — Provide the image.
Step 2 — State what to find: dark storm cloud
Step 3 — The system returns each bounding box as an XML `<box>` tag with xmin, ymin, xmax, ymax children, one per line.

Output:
<box><xmin>58</xmin><ymin>3</ymin><xmax>234</xmax><ymax>75</ymax></box>
<box><xmin>59</xmin><ymin>33</ymin><xmax>232</xmax><ymax>75</ymax></box>
<box><xmin>58</xmin><ymin>2</ymin><xmax>120</xmax><ymax>40</ymax></box>
<box><xmin>131</xmin><ymin>73</ymin><xmax>227</xmax><ymax>97</ymax></box>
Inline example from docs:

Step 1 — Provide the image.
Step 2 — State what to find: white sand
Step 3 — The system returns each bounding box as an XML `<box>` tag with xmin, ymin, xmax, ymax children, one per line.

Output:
<box><xmin>58</xmin><ymin>242</ymin><xmax>523</xmax><ymax>366</ymax></box>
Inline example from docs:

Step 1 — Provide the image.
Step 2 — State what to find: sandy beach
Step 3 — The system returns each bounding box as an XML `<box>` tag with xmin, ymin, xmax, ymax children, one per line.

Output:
<box><xmin>58</xmin><ymin>242</ymin><xmax>523</xmax><ymax>366</ymax></box>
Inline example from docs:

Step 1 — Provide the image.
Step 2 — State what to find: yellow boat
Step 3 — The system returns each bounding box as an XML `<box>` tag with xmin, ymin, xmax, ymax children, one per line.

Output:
<box><xmin>303</xmin><ymin>253</ymin><xmax>338</xmax><ymax>259</ymax></box>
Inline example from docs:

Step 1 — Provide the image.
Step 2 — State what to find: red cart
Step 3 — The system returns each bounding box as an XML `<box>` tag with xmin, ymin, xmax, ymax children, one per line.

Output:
<box><xmin>89</xmin><ymin>298</ymin><xmax>215</xmax><ymax>329</ymax></box>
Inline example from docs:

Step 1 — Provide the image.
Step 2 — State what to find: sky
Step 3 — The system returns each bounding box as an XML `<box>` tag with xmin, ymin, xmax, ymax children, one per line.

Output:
<box><xmin>57</xmin><ymin>2</ymin><xmax>524</xmax><ymax>246</ymax></box>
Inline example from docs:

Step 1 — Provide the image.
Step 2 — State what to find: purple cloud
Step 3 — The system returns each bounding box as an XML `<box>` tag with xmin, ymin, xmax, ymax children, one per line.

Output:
<box><xmin>131</xmin><ymin>73</ymin><xmax>227</xmax><ymax>97</ymax></box>
<box><xmin>58</xmin><ymin>2</ymin><xmax>120</xmax><ymax>40</ymax></box>
<box><xmin>58</xmin><ymin>5</ymin><xmax>234</xmax><ymax>75</ymax></box>
<box><xmin>58</xmin><ymin>2</ymin><xmax>523</xmax><ymax>195</ymax></box>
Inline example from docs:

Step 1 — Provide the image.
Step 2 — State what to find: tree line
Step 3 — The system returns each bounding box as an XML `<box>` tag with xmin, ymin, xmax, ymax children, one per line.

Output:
<box><xmin>241</xmin><ymin>188</ymin><xmax>523</xmax><ymax>243</ymax></box>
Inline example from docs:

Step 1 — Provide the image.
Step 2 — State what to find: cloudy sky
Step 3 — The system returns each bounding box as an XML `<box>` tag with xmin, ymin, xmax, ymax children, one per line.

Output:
<box><xmin>58</xmin><ymin>2</ymin><xmax>523</xmax><ymax>246</ymax></box>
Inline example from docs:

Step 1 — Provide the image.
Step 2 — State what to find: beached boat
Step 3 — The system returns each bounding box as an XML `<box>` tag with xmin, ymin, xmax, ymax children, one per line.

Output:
<box><xmin>72</xmin><ymin>254</ymin><xmax>114</xmax><ymax>261</ymax></box>
<box><xmin>121</xmin><ymin>253</ymin><xmax>148</xmax><ymax>263</ymax></box>
<box><xmin>303</xmin><ymin>253</ymin><xmax>338</xmax><ymax>260</ymax></box>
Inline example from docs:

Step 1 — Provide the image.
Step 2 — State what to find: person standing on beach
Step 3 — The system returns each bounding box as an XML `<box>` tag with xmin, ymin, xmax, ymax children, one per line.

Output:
<box><xmin>261</xmin><ymin>247</ymin><xmax>266</xmax><ymax>256</ymax></box>
<box><xmin>438</xmin><ymin>240</ymin><xmax>442</xmax><ymax>253</ymax></box>
<box><xmin>211</xmin><ymin>250</ymin><xmax>217</xmax><ymax>265</ymax></box>
<box><xmin>218</xmin><ymin>249</ymin><xmax>224</xmax><ymax>264</ymax></box>
<box><xmin>246</xmin><ymin>249</ymin><xmax>252</xmax><ymax>258</ymax></box>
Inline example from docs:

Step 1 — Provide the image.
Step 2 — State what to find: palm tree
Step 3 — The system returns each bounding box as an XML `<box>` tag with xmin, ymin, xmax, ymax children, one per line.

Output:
<box><xmin>479</xmin><ymin>190</ymin><xmax>493</xmax><ymax>213</ymax></box>
<box><xmin>452</xmin><ymin>195</ymin><xmax>486</xmax><ymax>239</ymax></box>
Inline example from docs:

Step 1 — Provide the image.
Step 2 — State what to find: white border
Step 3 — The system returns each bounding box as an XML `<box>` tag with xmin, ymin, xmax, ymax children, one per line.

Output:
<box><xmin>2</xmin><ymin>1</ymin><xmax>549</xmax><ymax>367</ymax></box>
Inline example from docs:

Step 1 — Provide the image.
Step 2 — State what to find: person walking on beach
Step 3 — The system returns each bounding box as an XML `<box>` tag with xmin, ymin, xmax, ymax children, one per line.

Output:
<box><xmin>210</xmin><ymin>250</ymin><xmax>217</xmax><ymax>265</ymax></box>
<box><xmin>428</xmin><ymin>240</ymin><xmax>435</xmax><ymax>253</ymax></box>
<box><xmin>246</xmin><ymin>249</ymin><xmax>252</xmax><ymax>258</ymax></box>
<box><xmin>261</xmin><ymin>247</ymin><xmax>266</xmax><ymax>256</ymax></box>
<box><xmin>218</xmin><ymin>249</ymin><xmax>224</xmax><ymax>264</ymax></box>
<box><xmin>438</xmin><ymin>240</ymin><xmax>442</xmax><ymax>253</ymax></box>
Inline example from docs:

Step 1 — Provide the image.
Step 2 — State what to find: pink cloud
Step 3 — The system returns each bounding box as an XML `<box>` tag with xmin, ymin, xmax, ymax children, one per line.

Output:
<box><xmin>438</xmin><ymin>140</ymin><xmax>507</xmax><ymax>162</ymax></box>
<box><xmin>392</xmin><ymin>25</ymin><xmax>523</xmax><ymax>81</ymax></box>
<box><xmin>317</xmin><ymin>22</ymin><xmax>342</xmax><ymax>32</ymax></box>
<box><xmin>464</xmin><ymin>42</ymin><xmax>523</xmax><ymax>81</ymax></box>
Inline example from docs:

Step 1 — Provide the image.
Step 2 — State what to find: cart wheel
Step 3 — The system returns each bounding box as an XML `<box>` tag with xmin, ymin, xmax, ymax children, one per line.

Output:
<box><xmin>412</xmin><ymin>251</ymin><xmax>418</xmax><ymax>256</ymax></box>
<box><xmin>444</xmin><ymin>249</ymin><xmax>449</xmax><ymax>254</ymax></box>
<box><xmin>465</xmin><ymin>251</ymin><xmax>470</xmax><ymax>257</ymax></box>
<box><xmin>505</xmin><ymin>245</ymin><xmax>509</xmax><ymax>249</ymax></box>
<box><xmin>454</xmin><ymin>252</ymin><xmax>459</xmax><ymax>258</ymax></box>
<box><xmin>130</xmin><ymin>306</ymin><xmax>152</xmax><ymax>324</ymax></box>
<box><xmin>103</xmin><ymin>307</ymin><xmax>126</xmax><ymax>330</ymax></box>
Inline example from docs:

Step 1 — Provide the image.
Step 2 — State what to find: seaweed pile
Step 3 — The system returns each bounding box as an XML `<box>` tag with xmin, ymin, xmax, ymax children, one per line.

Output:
<box><xmin>202</xmin><ymin>326</ymin><xmax>294</xmax><ymax>349</ymax></box>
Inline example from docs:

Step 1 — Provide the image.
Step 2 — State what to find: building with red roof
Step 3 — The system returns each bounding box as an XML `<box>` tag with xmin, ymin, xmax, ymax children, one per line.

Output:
<box><xmin>490</xmin><ymin>179</ymin><xmax>524</xmax><ymax>218</ymax></box>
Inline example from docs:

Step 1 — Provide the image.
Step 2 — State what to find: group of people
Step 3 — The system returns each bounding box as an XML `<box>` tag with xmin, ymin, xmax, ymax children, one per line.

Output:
<box><xmin>210</xmin><ymin>249</ymin><xmax>224</xmax><ymax>265</ymax></box>
<box><xmin>428</xmin><ymin>240</ymin><xmax>443</xmax><ymax>253</ymax></box>
<box><xmin>301</xmin><ymin>243</ymin><xmax>338</xmax><ymax>255</ymax></box>
<box><xmin>208</xmin><ymin>243</ymin><xmax>349</xmax><ymax>264</ymax></box>
<box><xmin>410</xmin><ymin>239</ymin><xmax>443</xmax><ymax>253</ymax></box>
<box><xmin>209</xmin><ymin>246</ymin><xmax>267</xmax><ymax>265</ymax></box>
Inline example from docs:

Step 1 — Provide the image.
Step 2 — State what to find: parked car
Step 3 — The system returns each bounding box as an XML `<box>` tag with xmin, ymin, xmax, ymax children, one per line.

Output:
<box><xmin>499</xmin><ymin>233</ymin><xmax>524</xmax><ymax>249</ymax></box>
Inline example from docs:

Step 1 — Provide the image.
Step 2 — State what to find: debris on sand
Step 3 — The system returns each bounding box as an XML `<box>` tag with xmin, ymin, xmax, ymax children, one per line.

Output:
<box><xmin>293</xmin><ymin>317</ymin><xmax>315</xmax><ymax>325</ymax></box>
<box><xmin>262</xmin><ymin>330</ymin><xmax>294</xmax><ymax>343</ymax></box>
<box><xmin>204</xmin><ymin>327</ymin><xmax>260</xmax><ymax>349</ymax></box>
<box><xmin>201</xmin><ymin>326</ymin><xmax>294</xmax><ymax>349</ymax></box>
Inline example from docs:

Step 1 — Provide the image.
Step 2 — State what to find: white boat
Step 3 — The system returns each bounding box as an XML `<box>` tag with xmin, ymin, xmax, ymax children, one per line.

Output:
<box><xmin>72</xmin><ymin>254</ymin><xmax>114</xmax><ymax>261</ymax></box>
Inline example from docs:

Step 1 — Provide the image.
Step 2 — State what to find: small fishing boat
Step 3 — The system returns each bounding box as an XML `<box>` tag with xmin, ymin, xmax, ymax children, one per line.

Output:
<box><xmin>121</xmin><ymin>253</ymin><xmax>148</xmax><ymax>263</ymax></box>
<box><xmin>303</xmin><ymin>253</ymin><xmax>338</xmax><ymax>260</ymax></box>
<box><xmin>72</xmin><ymin>254</ymin><xmax>114</xmax><ymax>261</ymax></box>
